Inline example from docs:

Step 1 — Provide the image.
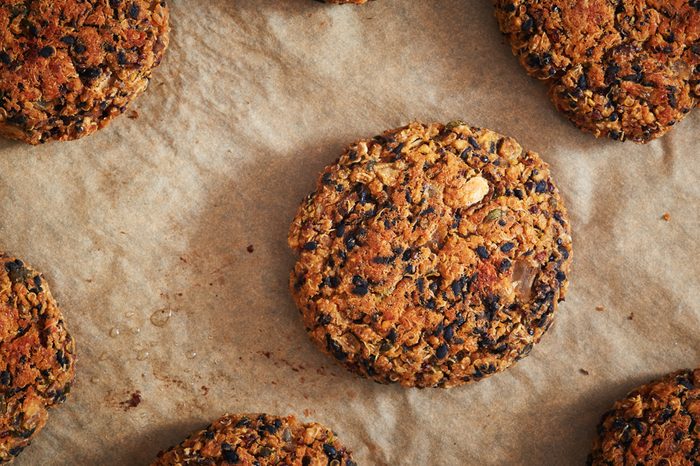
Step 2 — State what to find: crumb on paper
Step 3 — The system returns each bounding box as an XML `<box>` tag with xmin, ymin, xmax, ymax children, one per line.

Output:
<box><xmin>595</xmin><ymin>305</ymin><xmax>605</xmax><ymax>312</ymax></box>
<box><xmin>661</xmin><ymin>212</ymin><xmax>671</xmax><ymax>221</ymax></box>
<box><xmin>579</xmin><ymin>368</ymin><xmax>590</xmax><ymax>376</ymax></box>
<box><xmin>247</xmin><ymin>244</ymin><xmax>254</xmax><ymax>253</ymax></box>
<box><xmin>128</xmin><ymin>110</ymin><xmax>139</xmax><ymax>120</ymax></box>
<box><xmin>120</xmin><ymin>391</ymin><xmax>142</xmax><ymax>410</ymax></box>
<box><xmin>628</xmin><ymin>312</ymin><xmax>634</xmax><ymax>321</ymax></box>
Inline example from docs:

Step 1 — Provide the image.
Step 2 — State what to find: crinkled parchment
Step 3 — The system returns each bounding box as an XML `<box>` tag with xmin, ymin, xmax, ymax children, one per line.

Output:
<box><xmin>0</xmin><ymin>1</ymin><xmax>697</xmax><ymax>464</ymax></box>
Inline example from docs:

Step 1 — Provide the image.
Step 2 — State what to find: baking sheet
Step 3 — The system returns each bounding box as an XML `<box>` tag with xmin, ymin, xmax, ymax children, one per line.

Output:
<box><xmin>0</xmin><ymin>1</ymin><xmax>698</xmax><ymax>464</ymax></box>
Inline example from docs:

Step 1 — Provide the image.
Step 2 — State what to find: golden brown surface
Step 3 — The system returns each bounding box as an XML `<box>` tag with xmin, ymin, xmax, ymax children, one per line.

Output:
<box><xmin>289</xmin><ymin>122</ymin><xmax>572</xmax><ymax>388</ymax></box>
<box><xmin>0</xmin><ymin>254</ymin><xmax>75</xmax><ymax>463</ymax></box>
<box><xmin>0</xmin><ymin>0</ymin><xmax>170</xmax><ymax>144</ymax></box>
<box><xmin>494</xmin><ymin>0</ymin><xmax>700</xmax><ymax>142</ymax></box>
<box><xmin>152</xmin><ymin>413</ymin><xmax>354</xmax><ymax>466</ymax></box>
<box><xmin>589</xmin><ymin>369</ymin><xmax>700</xmax><ymax>465</ymax></box>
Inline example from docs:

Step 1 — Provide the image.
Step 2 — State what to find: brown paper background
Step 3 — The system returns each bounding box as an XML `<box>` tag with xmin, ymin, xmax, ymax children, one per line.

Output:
<box><xmin>1</xmin><ymin>1</ymin><xmax>698</xmax><ymax>464</ymax></box>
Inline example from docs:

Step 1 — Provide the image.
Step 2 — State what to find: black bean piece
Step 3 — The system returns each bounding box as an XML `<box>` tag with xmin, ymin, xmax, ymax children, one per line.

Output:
<box><xmin>667</xmin><ymin>86</ymin><xmax>678</xmax><ymax>109</ymax></box>
<box><xmin>38</xmin><ymin>46</ymin><xmax>55</xmax><ymax>58</ymax></box>
<box><xmin>577</xmin><ymin>73</ymin><xmax>587</xmax><ymax>90</ymax></box>
<box><xmin>302</xmin><ymin>241</ymin><xmax>317</xmax><ymax>251</ymax></box>
<box><xmin>220</xmin><ymin>443</ymin><xmax>239</xmax><ymax>463</ymax></box>
<box><xmin>235</xmin><ymin>418</ymin><xmax>251</xmax><ymax>428</ymax></box>
<box><xmin>6</xmin><ymin>114</ymin><xmax>27</xmax><ymax>126</ymax></box>
<box><xmin>605</xmin><ymin>64</ymin><xmax>620</xmax><ymax>85</ymax></box>
<box><xmin>498</xmin><ymin>259</ymin><xmax>511</xmax><ymax>273</ymax></box>
<box><xmin>344</xmin><ymin>235</ymin><xmax>356</xmax><ymax>250</ymax></box>
<box><xmin>293</xmin><ymin>273</ymin><xmax>305</xmax><ymax>291</ymax></box>
<box><xmin>326</xmin><ymin>335</ymin><xmax>347</xmax><ymax>360</ymax></box>
<box><xmin>500</xmin><ymin>242</ymin><xmax>514</xmax><ymax>253</ymax></box>
<box><xmin>372</xmin><ymin>256</ymin><xmax>391</xmax><ymax>264</ymax></box>
<box><xmin>323</xmin><ymin>443</ymin><xmax>338</xmax><ymax>459</ymax></box>
<box><xmin>56</xmin><ymin>350</ymin><xmax>70</xmax><ymax>367</ymax></box>
<box><xmin>678</xmin><ymin>377</ymin><xmax>695</xmax><ymax>390</ymax></box>
<box><xmin>129</xmin><ymin>3</ymin><xmax>140</xmax><ymax>19</ymax></box>
<box><xmin>443</xmin><ymin>325</ymin><xmax>454</xmax><ymax>342</ymax></box>
<box><xmin>436</xmin><ymin>343</ymin><xmax>449</xmax><ymax>359</ymax></box>
<box><xmin>78</xmin><ymin>67</ymin><xmax>101</xmax><ymax>80</ymax></box>
<box><xmin>451</xmin><ymin>280</ymin><xmax>462</xmax><ymax>297</ymax></box>
<box><xmin>335</xmin><ymin>221</ymin><xmax>345</xmax><ymax>238</ymax></box>
<box><xmin>351</xmin><ymin>276</ymin><xmax>368</xmax><ymax>296</ymax></box>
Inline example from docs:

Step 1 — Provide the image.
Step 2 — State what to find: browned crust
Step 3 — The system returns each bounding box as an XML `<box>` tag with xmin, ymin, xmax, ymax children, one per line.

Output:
<box><xmin>494</xmin><ymin>0</ymin><xmax>700</xmax><ymax>143</ymax></box>
<box><xmin>589</xmin><ymin>369</ymin><xmax>700</xmax><ymax>465</ymax></box>
<box><xmin>151</xmin><ymin>413</ymin><xmax>355</xmax><ymax>465</ymax></box>
<box><xmin>289</xmin><ymin>122</ymin><xmax>572</xmax><ymax>388</ymax></box>
<box><xmin>0</xmin><ymin>0</ymin><xmax>170</xmax><ymax>144</ymax></box>
<box><xmin>0</xmin><ymin>254</ymin><xmax>76</xmax><ymax>463</ymax></box>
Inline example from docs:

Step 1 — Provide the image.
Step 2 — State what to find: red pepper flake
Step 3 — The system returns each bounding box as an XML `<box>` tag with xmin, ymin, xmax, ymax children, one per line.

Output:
<box><xmin>661</xmin><ymin>212</ymin><xmax>671</xmax><ymax>221</ymax></box>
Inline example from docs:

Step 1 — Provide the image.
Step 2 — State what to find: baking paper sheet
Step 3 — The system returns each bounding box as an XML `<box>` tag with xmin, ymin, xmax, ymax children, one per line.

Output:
<box><xmin>1</xmin><ymin>1</ymin><xmax>698</xmax><ymax>464</ymax></box>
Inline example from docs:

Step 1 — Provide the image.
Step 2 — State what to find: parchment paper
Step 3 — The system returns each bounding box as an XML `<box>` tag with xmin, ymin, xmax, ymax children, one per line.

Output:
<box><xmin>0</xmin><ymin>1</ymin><xmax>698</xmax><ymax>464</ymax></box>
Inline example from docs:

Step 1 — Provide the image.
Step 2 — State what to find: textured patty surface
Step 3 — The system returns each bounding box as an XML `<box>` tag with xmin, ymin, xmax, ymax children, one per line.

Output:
<box><xmin>152</xmin><ymin>413</ymin><xmax>355</xmax><ymax>466</ymax></box>
<box><xmin>0</xmin><ymin>254</ymin><xmax>76</xmax><ymax>463</ymax></box>
<box><xmin>0</xmin><ymin>0</ymin><xmax>169</xmax><ymax>144</ymax></box>
<box><xmin>589</xmin><ymin>369</ymin><xmax>700</xmax><ymax>465</ymax></box>
<box><xmin>494</xmin><ymin>0</ymin><xmax>700</xmax><ymax>142</ymax></box>
<box><xmin>289</xmin><ymin>122</ymin><xmax>572</xmax><ymax>388</ymax></box>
